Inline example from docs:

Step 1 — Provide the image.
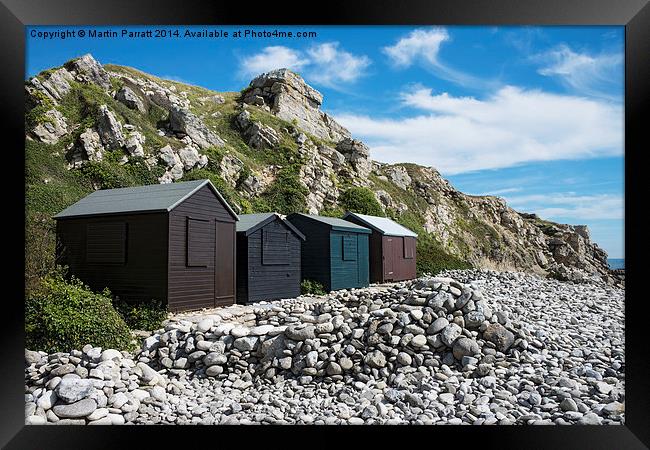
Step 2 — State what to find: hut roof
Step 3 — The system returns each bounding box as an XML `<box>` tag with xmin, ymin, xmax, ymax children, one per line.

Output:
<box><xmin>343</xmin><ymin>212</ymin><xmax>418</xmax><ymax>237</ymax></box>
<box><xmin>54</xmin><ymin>179</ymin><xmax>238</xmax><ymax>220</ymax></box>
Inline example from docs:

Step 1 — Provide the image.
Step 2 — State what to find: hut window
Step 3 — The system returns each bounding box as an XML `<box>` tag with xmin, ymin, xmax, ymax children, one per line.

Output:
<box><xmin>262</xmin><ymin>230</ymin><xmax>289</xmax><ymax>265</ymax></box>
<box><xmin>86</xmin><ymin>222</ymin><xmax>127</xmax><ymax>264</ymax></box>
<box><xmin>404</xmin><ymin>237</ymin><xmax>416</xmax><ymax>259</ymax></box>
<box><xmin>342</xmin><ymin>235</ymin><xmax>357</xmax><ymax>261</ymax></box>
<box><xmin>187</xmin><ymin>218</ymin><xmax>211</xmax><ymax>267</ymax></box>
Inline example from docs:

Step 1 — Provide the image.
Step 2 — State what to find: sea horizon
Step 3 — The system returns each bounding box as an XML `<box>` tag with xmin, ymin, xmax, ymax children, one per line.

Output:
<box><xmin>607</xmin><ymin>258</ymin><xmax>625</xmax><ymax>270</ymax></box>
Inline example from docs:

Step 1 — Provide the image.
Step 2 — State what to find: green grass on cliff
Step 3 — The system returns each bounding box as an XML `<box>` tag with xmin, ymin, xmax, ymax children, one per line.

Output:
<box><xmin>26</xmin><ymin>62</ymin><xmax>476</xmax><ymax>294</ymax></box>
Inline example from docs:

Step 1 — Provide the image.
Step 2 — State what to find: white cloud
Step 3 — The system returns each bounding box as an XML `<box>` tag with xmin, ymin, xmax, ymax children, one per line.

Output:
<box><xmin>306</xmin><ymin>43</ymin><xmax>371</xmax><ymax>86</ymax></box>
<box><xmin>334</xmin><ymin>85</ymin><xmax>623</xmax><ymax>175</ymax></box>
<box><xmin>238</xmin><ymin>43</ymin><xmax>370</xmax><ymax>87</ymax></box>
<box><xmin>382</xmin><ymin>27</ymin><xmax>493</xmax><ymax>89</ymax></box>
<box><xmin>383</xmin><ymin>27</ymin><xmax>449</xmax><ymax>67</ymax></box>
<box><xmin>239</xmin><ymin>46</ymin><xmax>309</xmax><ymax>78</ymax></box>
<box><xmin>504</xmin><ymin>193</ymin><xmax>623</xmax><ymax>221</ymax></box>
<box><xmin>536</xmin><ymin>44</ymin><xmax>623</xmax><ymax>100</ymax></box>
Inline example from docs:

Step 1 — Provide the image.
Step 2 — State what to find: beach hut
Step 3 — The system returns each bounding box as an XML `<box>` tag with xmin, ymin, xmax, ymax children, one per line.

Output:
<box><xmin>236</xmin><ymin>213</ymin><xmax>305</xmax><ymax>304</ymax></box>
<box><xmin>342</xmin><ymin>212</ymin><xmax>418</xmax><ymax>283</ymax></box>
<box><xmin>54</xmin><ymin>179</ymin><xmax>238</xmax><ymax>312</ymax></box>
<box><xmin>286</xmin><ymin>213</ymin><xmax>371</xmax><ymax>291</ymax></box>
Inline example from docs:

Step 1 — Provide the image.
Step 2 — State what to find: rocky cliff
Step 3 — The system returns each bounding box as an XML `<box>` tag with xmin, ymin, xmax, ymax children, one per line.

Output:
<box><xmin>25</xmin><ymin>54</ymin><xmax>618</xmax><ymax>286</ymax></box>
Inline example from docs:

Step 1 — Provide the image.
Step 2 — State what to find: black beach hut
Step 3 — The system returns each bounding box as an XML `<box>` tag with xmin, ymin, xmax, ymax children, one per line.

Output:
<box><xmin>342</xmin><ymin>212</ymin><xmax>418</xmax><ymax>283</ymax></box>
<box><xmin>54</xmin><ymin>179</ymin><xmax>238</xmax><ymax>312</ymax></box>
<box><xmin>286</xmin><ymin>213</ymin><xmax>371</xmax><ymax>292</ymax></box>
<box><xmin>236</xmin><ymin>213</ymin><xmax>305</xmax><ymax>304</ymax></box>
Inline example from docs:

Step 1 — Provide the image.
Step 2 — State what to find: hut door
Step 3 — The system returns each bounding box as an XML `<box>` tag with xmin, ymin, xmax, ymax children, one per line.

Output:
<box><xmin>384</xmin><ymin>237</ymin><xmax>395</xmax><ymax>280</ymax></box>
<box><xmin>215</xmin><ymin>221</ymin><xmax>235</xmax><ymax>306</ymax></box>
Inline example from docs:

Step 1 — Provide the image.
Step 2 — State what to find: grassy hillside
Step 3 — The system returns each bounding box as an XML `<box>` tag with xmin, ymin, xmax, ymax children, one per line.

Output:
<box><xmin>25</xmin><ymin>62</ymin><xmax>473</xmax><ymax>295</ymax></box>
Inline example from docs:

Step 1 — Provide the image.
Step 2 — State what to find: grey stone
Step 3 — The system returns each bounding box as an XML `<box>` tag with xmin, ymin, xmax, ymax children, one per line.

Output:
<box><xmin>115</xmin><ymin>86</ymin><xmax>146</xmax><ymax>112</ymax></box>
<box><xmin>55</xmin><ymin>378</ymin><xmax>95</xmax><ymax>403</ymax></box>
<box><xmin>483</xmin><ymin>323</ymin><xmax>515</xmax><ymax>352</ymax></box>
<box><xmin>440</xmin><ymin>323</ymin><xmax>463</xmax><ymax>347</ymax></box>
<box><xmin>452</xmin><ymin>337</ymin><xmax>480</xmax><ymax>360</ymax></box>
<box><xmin>427</xmin><ymin>317</ymin><xmax>449</xmax><ymax>335</ymax></box>
<box><xmin>52</xmin><ymin>398</ymin><xmax>97</xmax><ymax>419</ymax></box>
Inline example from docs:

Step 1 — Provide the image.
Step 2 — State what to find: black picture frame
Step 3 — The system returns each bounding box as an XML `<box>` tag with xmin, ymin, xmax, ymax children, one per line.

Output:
<box><xmin>2</xmin><ymin>0</ymin><xmax>646</xmax><ymax>448</ymax></box>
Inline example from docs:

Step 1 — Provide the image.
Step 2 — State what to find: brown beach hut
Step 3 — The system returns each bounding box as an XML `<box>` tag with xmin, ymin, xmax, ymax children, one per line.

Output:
<box><xmin>53</xmin><ymin>179</ymin><xmax>238</xmax><ymax>312</ymax></box>
<box><xmin>342</xmin><ymin>212</ymin><xmax>417</xmax><ymax>283</ymax></box>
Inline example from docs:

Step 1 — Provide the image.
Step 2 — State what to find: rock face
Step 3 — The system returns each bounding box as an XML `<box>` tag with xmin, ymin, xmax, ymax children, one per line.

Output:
<box><xmin>115</xmin><ymin>86</ymin><xmax>146</xmax><ymax>113</ymax></box>
<box><xmin>64</xmin><ymin>54</ymin><xmax>111</xmax><ymax>89</ymax></box>
<box><xmin>168</xmin><ymin>106</ymin><xmax>224</xmax><ymax>149</ymax></box>
<box><xmin>24</xmin><ymin>270</ymin><xmax>625</xmax><ymax>425</ymax></box>
<box><xmin>336</xmin><ymin>138</ymin><xmax>372</xmax><ymax>179</ymax></box>
<box><xmin>31</xmin><ymin>109</ymin><xmax>68</xmax><ymax>144</ymax></box>
<box><xmin>78</xmin><ymin>128</ymin><xmax>104</xmax><ymax>162</ymax></box>
<box><xmin>241</xmin><ymin>69</ymin><xmax>351</xmax><ymax>142</ymax></box>
<box><xmin>29</xmin><ymin>68</ymin><xmax>74</xmax><ymax>103</ymax></box>
<box><xmin>96</xmin><ymin>105</ymin><xmax>125</xmax><ymax>149</ymax></box>
<box><xmin>24</xmin><ymin>55</ymin><xmax>616</xmax><ymax>286</ymax></box>
<box><xmin>125</xmin><ymin>131</ymin><xmax>146</xmax><ymax>157</ymax></box>
<box><xmin>235</xmin><ymin>110</ymin><xmax>281</xmax><ymax>149</ymax></box>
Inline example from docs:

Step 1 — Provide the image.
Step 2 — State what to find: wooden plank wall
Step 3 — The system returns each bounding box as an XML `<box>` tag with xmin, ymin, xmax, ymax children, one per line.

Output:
<box><xmin>287</xmin><ymin>215</ymin><xmax>331</xmax><ymax>291</ymax></box>
<box><xmin>55</xmin><ymin>212</ymin><xmax>168</xmax><ymax>303</ymax></box>
<box><xmin>167</xmin><ymin>185</ymin><xmax>235</xmax><ymax>311</ymax></box>
<box><xmin>243</xmin><ymin>219</ymin><xmax>301</xmax><ymax>303</ymax></box>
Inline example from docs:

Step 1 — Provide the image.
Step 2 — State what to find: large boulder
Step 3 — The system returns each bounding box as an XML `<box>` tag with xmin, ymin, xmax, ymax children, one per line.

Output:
<box><xmin>178</xmin><ymin>146</ymin><xmax>201</xmax><ymax>170</ymax></box>
<box><xmin>235</xmin><ymin>110</ymin><xmax>281</xmax><ymax>149</ymax></box>
<box><xmin>34</xmin><ymin>68</ymin><xmax>75</xmax><ymax>102</ymax></box>
<box><xmin>115</xmin><ymin>86</ymin><xmax>146</xmax><ymax>113</ymax></box>
<box><xmin>78</xmin><ymin>128</ymin><xmax>104</xmax><ymax>161</ymax></box>
<box><xmin>55</xmin><ymin>378</ymin><xmax>95</xmax><ymax>403</ymax></box>
<box><xmin>64</xmin><ymin>54</ymin><xmax>111</xmax><ymax>89</ymax></box>
<box><xmin>168</xmin><ymin>106</ymin><xmax>224</xmax><ymax>149</ymax></box>
<box><xmin>385</xmin><ymin>165</ymin><xmax>412</xmax><ymax>190</ymax></box>
<box><xmin>241</xmin><ymin>69</ymin><xmax>351</xmax><ymax>142</ymax></box>
<box><xmin>336</xmin><ymin>138</ymin><xmax>372</xmax><ymax>178</ymax></box>
<box><xmin>96</xmin><ymin>105</ymin><xmax>125</xmax><ymax>149</ymax></box>
<box><xmin>31</xmin><ymin>109</ymin><xmax>68</xmax><ymax>144</ymax></box>
<box><xmin>483</xmin><ymin>323</ymin><xmax>515</xmax><ymax>352</ymax></box>
<box><xmin>125</xmin><ymin>131</ymin><xmax>145</xmax><ymax>157</ymax></box>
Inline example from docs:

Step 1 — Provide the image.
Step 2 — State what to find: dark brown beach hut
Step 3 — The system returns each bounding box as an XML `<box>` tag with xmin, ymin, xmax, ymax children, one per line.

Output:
<box><xmin>342</xmin><ymin>212</ymin><xmax>417</xmax><ymax>283</ymax></box>
<box><xmin>236</xmin><ymin>213</ymin><xmax>306</xmax><ymax>304</ymax></box>
<box><xmin>53</xmin><ymin>179</ymin><xmax>238</xmax><ymax>312</ymax></box>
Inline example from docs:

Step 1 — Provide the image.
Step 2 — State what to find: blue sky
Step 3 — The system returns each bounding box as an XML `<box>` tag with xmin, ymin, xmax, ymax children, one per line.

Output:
<box><xmin>26</xmin><ymin>25</ymin><xmax>625</xmax><ymax>257</ymax></box>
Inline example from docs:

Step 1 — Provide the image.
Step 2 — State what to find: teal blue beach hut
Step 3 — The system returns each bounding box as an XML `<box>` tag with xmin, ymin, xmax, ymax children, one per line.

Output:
<box><xmin>286</xmin><ymin>213</ymin><xmax>371</xmax><ymax>291</ymax></box>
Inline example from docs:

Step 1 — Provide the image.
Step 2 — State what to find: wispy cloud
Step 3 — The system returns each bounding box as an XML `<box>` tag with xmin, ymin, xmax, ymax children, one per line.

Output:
<box><xmin>382</xmin><ymin>27</ymin><xmax>494</xmax><ymax>89</ymax></box>
<box><xmin>534</xmin><ymin>44</ymin><xmax>623</xmax><ymax>100</ymax></box>
<box><xmin>504</xmin><ymin>192</ymin><xmax>623</xmax><ymax>221</ymax></box>
<box><xmin>239</xmin><ymin>43</ymin><xmax>370</xmax><ymax>88</ymax></box>
<box><xmin>479</xmin><ymin>187</ymin><xmax>522</xmax><ymax>196</ymax></box>
<box><xmin>335</xmin><ymin>85</ymin><xmax>623</xmax><ymax>175</ymax></box>
<box><xmin>239</xmin><ymin>46</ymin><xmax>309</xmax><ymax>77</ymax></box>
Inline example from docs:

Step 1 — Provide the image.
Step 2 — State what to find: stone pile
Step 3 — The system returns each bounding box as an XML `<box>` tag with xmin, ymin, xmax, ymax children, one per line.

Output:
<box><xmin>25</xmin><ymin>271</ymin><xmax>625</xmax><ymax>425</ymax></box>
<box><xmin>142</xmin><ymin>277</ymin><xmax>508</xmax><ymax>385</ymax></box>
<box><xmin>25</xmin><ymin>346</ymin><xmax>159</xmax><ymax>425</ymax></box>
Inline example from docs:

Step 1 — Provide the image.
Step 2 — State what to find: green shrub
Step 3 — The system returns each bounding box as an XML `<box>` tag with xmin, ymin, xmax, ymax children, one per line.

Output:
<box><xmin>25</xmin><ymin>275</ymin><xmax>133</xmax><ymax>352</ymax></box>
<box><xmin>112</xmin><ymin>298</ymin><xmax>168</xmax><ymax>331</ymax></box>
<box><xmin>319</xmin><ymin>206</ymin><xmax>345</xmax><ymax>218</ymax></box>
<box><xmin>416</xmin><ymin>237</ymin><xmax>473</xmax><ymax>276</ymax></box>
<box><xmin>301</xmin><ymin>279</ymin><xmax>327</xmax><ymax>295</ymax></box>
<box><xmin>339</xmin><ymin>187</ymin><xmax>384</xmax><ymax>216</ymax></box>
<box><xmin>257</xmin><ymin>164</ymin><xmax>308</xmax><ymax>214</ymax></box>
